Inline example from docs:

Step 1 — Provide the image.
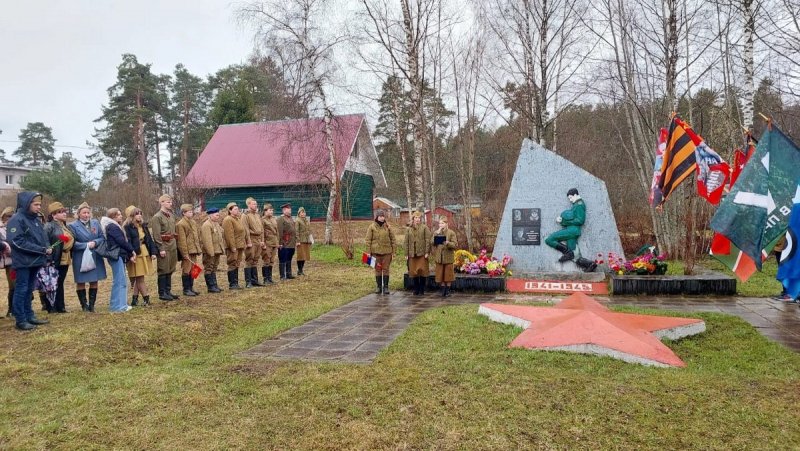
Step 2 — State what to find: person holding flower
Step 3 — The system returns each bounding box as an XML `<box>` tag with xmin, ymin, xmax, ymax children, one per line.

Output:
<box><xmin>100</xmin><ymin>208</ymin><xmax>136</xmax><ymax>312</ymax></box>
<box><xmin>69</xmin><ymin>202</ymin><xmax>107</xmax><ymax>312</ymax></box>
<box><xmin>431</xmin><ymin>217</ymin><xmax>457</xmax><ymax>297</ymax></box>
<box><xmin>123</xmin><ymin>206</ymin><xmax>158</xmax><ymax>306</ymax></box>
<box><xmin>405</xmin><ymin>211</ymin><xmax>431</xmax><ymax>295</ymax></box>
<box><xmin>43</xmin><ymin>202</ymin><xmax>74</xmax><ymax>313</ymax></box>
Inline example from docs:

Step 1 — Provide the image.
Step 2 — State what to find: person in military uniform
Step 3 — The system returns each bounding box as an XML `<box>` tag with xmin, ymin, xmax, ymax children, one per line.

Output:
<box><xmin>405</xmin><ymin>211</ymin><xmax>431</xmax><ymax>295</ymax></box>
<box><xmin>242</xmin><ymin>197</ymin><xmax>265</xmax><ymax>288</ymax></box>
<box><xmin>276</xmin><ymin>203</ymin><xmax>297</xmax><ymax>280</ymax></box>
<box><xmin>544</xmin><ymin>188</ymin><xmax>596</xmax><ymax>272</ymax></box>
<box><xmin>150</xmin><ymin>194</ymin><xmax>180</xmax><ymax>301</ymax></box>
<box><xmin>200</xmin><ymin>207</ymin><xmax>224</xmax><ymax>293</ymax></box>
<box><xmin>222</xmin><ymin>202</ymin><xmax>247</xmax><ymax>289</ymax></box>
<box><xmin>431</xmin><ymin>217</ymin><xmax>457</xmax><ymax>297</ymax></box>
<box><xmin>295</xmin><ymin>207</ymin><xmax>311</xmax><ymax>276</ymax></box>
<box><xmin>366</xmin><ymin>209</ymin><xmax>395</xmax><ymax>295</ymax></box>
<box><xmin>261</xmin><ymin>203</ymin><xmax>278</xmax><ymax>284</ymax></box>
<box><xmin>176</xmin><ymin>203</ymin><xmax>202</xmax><ymax>297</ymax></box>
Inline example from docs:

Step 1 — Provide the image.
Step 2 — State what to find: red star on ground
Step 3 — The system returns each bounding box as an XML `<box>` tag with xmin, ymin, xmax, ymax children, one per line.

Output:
<box><xmin>479</xmin><ymin>293</ymin><xmax>705</xmax><ymax>367</ymax></box>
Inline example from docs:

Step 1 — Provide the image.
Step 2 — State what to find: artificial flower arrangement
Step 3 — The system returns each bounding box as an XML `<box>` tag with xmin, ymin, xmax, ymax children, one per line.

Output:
<box><xmin>455</xmin><ymin>248</ymin><xmax>512</xmax><ymax>277</ymax></box>
<box><xmin>595</xmin><ymin>249</ymin><xmax>668</xmax><ymax>275</ymax></box>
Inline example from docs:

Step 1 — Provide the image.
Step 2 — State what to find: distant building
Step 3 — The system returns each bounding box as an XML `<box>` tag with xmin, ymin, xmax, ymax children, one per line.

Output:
<box><xmin>0</xmin><ymin>164</ymin><xmax>39</xmax><ymax>194</ymax></box>
<box><xmin>373</xmin><ymin>197</ymin><xmax>402</xmax><ymax>218</ymax></box>
<box><xmin>184</xmin><ymin>114</ymin><xmax>386</xmax><ymax>220</ymax></box>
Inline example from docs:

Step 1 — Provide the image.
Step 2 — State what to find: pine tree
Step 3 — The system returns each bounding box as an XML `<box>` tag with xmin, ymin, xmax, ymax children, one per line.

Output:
<box><xmin>14</xmin><ymin>122</ymin><xmax>56</xmax><ymax>166</ymax></box>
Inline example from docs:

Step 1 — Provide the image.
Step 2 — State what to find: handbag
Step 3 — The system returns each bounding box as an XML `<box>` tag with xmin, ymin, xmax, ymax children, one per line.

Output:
<box><xmin>80</xmin><ymin>247</ymin><xmax>96</xmax><ymax>272</ymax></box>
<box><xmin>95</xmin><ymin>240</ymin><xmax>120</xmax><ymax>260</ymax></box>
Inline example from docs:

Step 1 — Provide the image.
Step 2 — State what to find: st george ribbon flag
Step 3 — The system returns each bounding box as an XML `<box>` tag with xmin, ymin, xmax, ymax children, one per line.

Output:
<box><xmin>710</xmin><ymin>124</ymin><xmax>800</xmax><ymax>271</ymax></box>
<box><xmin>777</xmin><ymin>182</ymin><xmax>800</xmax><ymax>298</ymax></box>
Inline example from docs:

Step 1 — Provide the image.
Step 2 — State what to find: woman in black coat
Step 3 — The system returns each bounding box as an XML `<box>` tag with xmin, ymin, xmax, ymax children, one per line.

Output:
<box><xmin>123</xmin><ymin>206</ymin><xmax>158</xmax><ymax>306</ymax></box>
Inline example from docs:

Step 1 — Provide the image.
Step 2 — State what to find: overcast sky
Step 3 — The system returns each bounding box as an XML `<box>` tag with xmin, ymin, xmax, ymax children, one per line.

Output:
<box><xmin>0</xmin><ymin>0</ymin><xmax>254</xmax><ymax>173</ymax></box>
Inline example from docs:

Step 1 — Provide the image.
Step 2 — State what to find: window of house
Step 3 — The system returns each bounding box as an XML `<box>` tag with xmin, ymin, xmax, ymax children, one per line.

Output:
<box><xmin>18</xmin><ymin>176</ymin><xmax>25</xmax><ymax>183</ymax></box>
<box><xmin>5</xmin><ymin>175</ymin><xmax>12</xmax><ymax>185</ymax></box>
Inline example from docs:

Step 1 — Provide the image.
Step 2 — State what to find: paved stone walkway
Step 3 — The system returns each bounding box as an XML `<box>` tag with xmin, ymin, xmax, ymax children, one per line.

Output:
<box><xmin>239</xmin><ymin>292</ymin><xmax>800</xmax><ymax>363</ymax></box>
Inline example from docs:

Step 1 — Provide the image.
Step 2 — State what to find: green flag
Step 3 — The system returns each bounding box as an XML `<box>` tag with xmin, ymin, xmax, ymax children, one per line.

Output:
<box><xmin>709</xmin><ymin>124</ymin><xmax>800</xmax><ymax>270</ymax></box>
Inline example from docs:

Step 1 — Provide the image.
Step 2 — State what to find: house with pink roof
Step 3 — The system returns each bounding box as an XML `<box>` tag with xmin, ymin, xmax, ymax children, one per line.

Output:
<box><xmin>184</xmin><ymin>113</ymin><xmax>386</xmax><ymax>220</ymax></box>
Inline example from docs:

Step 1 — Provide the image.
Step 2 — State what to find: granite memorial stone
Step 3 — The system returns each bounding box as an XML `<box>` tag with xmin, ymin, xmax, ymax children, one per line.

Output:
<box><xmin>494</xmin><ymin>139</ymin><xmax>624</xmax><ymax>274</ymax></box>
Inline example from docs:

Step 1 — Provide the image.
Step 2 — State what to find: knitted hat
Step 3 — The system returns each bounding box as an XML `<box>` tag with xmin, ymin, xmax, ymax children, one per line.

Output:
<box><xmin>77</xmin><ymin>202</ymin><xmax>91</xmax><ymax>213</ymax></box>
<box><xmin>226</xmin><ymin>202</ymin><xmax>238</xmax><ymax>211</ymax></box>
<box><xmin>48</xmin><ymin>202</ymin><xmax>65</xmax><ymax>215</ymax></box>
<box><xmin>180</xmin><ymin>203</ymin><xmax>193</xmax><ymax>213</ymax></box>
<box><xmin>159</xmin><ymin>194</ymin><xmax>172</xmax><ymax>202</ymax></box>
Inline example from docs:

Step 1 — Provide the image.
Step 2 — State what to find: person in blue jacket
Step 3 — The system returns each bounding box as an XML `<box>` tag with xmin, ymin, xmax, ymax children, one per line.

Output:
<box><xmin>6</xmin><ymin>192</ymin><xmax>52</xmax><ymax>331</ymax></box>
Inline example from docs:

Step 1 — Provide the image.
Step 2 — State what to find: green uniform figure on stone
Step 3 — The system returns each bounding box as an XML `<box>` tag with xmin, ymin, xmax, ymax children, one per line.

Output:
<box><xmin>545</xmin><ymin>188</ymin><xmax>597</xmax><ymax>272</ymax></box>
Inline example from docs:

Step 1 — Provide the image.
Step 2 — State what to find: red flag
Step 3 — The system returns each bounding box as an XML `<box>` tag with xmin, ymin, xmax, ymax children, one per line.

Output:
<box><xmin>730</xmin><ymin>141</ymin><xmax>755</xmax><ymax>188</ymax></box>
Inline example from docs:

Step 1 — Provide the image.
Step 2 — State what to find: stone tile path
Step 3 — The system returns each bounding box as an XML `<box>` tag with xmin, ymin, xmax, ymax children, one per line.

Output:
<box><xmin>239</xmin><ymin>292</ymin><xmax>800</xmax><ymax>363</ymax></box>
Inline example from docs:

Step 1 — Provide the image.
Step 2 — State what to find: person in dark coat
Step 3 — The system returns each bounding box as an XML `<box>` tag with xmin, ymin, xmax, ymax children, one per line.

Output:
<box><xmin>68</xmin><ymin>202</ymin><xmax>107</xmax><ymax>312</ymax></box>
<box><xmin>1</xmin><ymin>207</ymin><xmax>16</xmax><ymax>317</ymax></box>
<box><xmin>101</xmin><ymin>208</ymin><xmax>137</xmax><ymax>312</ymax></box>
<box><xmin>123</xmin><ymin>205</ymin><xmax>158</xmax><ymax>306</ymax></box>
<box><xmin>7</xmin><ymin>192</ymin><xmax>52</xmax><ymax>331</ymax></box>
<box><xmin>42</xmin><ymin>202</ymin><xmax>75</xmax><ymax>313</ymax></box>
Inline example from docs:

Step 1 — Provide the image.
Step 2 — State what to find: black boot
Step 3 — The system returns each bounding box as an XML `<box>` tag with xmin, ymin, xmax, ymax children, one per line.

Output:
<box><xmin>576</xmin><ymin>257</ymin><xmax>598</xmax><ymax>273</ymax></box>
<box><xmin>158</xmin><ymin>275</ymin><xmax>174</xmax><ymax>301</ymax></box>
<box><xmin>285</xmin><ymin>262</ymin><xmax>295</xmax><ymax>279</ymax></box>
<box><xmin>211</xmin><ymin>273</ymin><xmax>223</xmax><ymax>292</ymax></box>
<box><xmin>228</xmin><ymin>270</ymin><xmax>242</xmax><ymax>290</ymax></box>
<box><xmin>375</xmin><ymin>276</ymin><xmax>383</xmax><ymax>294</ymax></box>
<box><xmin>166</xmin><ymin>273</ymin><xmax>180</xmax><ymax>300</ymax></box>
<box><xmin>279</xmin><ymin>262</ymin><xmax>286</xmax><ymax>280</ymax></box>
<box><xmin>382</xmin><ymin>275</ymin><xmax>391</xmax><ymax>295</ymax></box>
<box><xmin>40</xmin><ymin>292</ymin><xmax>51</xmax><ymax>313</ymax></box>
<box><xmin>297</xmin><ymin>261</ymin><xmax>305</xmax><ymax>276</ymax></box>
<box><xmin>6</xmin><ymin>287</ymin><xmax>14</xmax><ymax>317</ymax></box>
<box><xmin>206</xmin><ymin>274</ymin><xmax>221</xmax><ymax>293</ymax></box>
<box><xmin>411</xmin><ymin>276</ymin><xmax>419</xmax><ymax>295</ymax></box>
<box><xmin>183</xmin><ymin>275</ymin><xmax>198</xmax><ymax>296</ymax></box>
<box><xmin>88</xmin><ymin>287</ymin><xmax>98</xmax><ymax>312</ymax></box>
<box><xmin>251</xmin><ymin>267</ymin><xmax>264</xmax><ymax>287</ymax></box>
<box><xmin>142</xmin><ymin>295</ymin><xmax>151</xmax><ymax>306</ymax></box>
<box><xmin>131</xmin><ymin>295</ymin><xmax>139</xmax><ymax>307</ymax></box>
<box><xmin>444</xmin><ymin>286</ymin><xmax>451</xmax><ymax>297</ymax></box>
<box><xmin>244</xmin><ymin>268</ymin><xmax>254</xmax><ymax>288</ymax></box>
<box><xmin>76</xmin><ymin>289</ymin><xmax>88</xmax><ymax>312</ymax></box>
<box><xmin>555</xmin><ymin>243</ymin><xmax>575</xmax><ymax>263</ymax></box>
<box><xmin>262</xmin><ymin>266</ymin><xmax>273</xmax><ymax>285</ymax></box>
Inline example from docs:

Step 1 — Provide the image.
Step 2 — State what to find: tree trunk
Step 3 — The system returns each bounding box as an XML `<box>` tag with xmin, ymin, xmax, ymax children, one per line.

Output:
<box><xmin>741</xmin><ymin>0</ymin><xmax>755</xmax><ymax>130</ymax></box>
<box><xmin>401</xmin><ymin>0</ymin><xmax>426</xmax><ymax>213</ymax></box>
<box><xmin>391</xmin><ymin>84</ymin><xmax>414</xmax><ymax>220</ymax></box>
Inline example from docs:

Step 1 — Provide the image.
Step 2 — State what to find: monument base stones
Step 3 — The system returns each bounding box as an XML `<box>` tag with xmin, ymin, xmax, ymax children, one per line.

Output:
<box><xmin>494</xmin><ymin>139</ymin><xmax>624</xmax><ymax>292</ymax></box>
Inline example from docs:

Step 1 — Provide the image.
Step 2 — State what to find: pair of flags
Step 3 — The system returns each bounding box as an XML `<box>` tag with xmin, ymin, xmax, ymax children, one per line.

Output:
<box><xmin>361</xmin><ymin>252</ymin><xmax>382</xmax><ymax>270</ymax></box>
<box><xmin>654</xmin><ymin>116</ymin><xmax>730</xmax><ymax>207</ymax></box>
<box><xmin>709</xmin><ymin>125</ymin><xmax>800</xmax><ymax>283</ymax></box>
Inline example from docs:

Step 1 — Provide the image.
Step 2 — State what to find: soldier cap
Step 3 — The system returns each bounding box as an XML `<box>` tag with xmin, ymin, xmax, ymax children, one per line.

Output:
<box><xmin>226</xmin><ymin>202</ymin><xmax>238</xmax><ymax>211</ymax></box>
<box><xmin>263</xmin><ymin>203</ymin><xmax>273</xmax><ymax>211</ymax></box>
<box><xmin>180</xmin><ymin>203</ymin><xmax>193</xmax><ymax>213</ymax></box>
<box><xmin>280</xmin><ymin>203</ymin><xmax>291</xmax><ymax>209</ymax></box>
<box><xmin>246</xmin><ymin>197</ymin><xmax>256</xmax><ymax>204</ymax></box>
<box><xmin>297</xmin><ymin>207</ymin><xmax>305</xmax><ymax>214</ymax></box>
<box><xmin>206</xmin><ymin>207</ymin><xmax>220</xmax><ymax>214</ymax></box>
<box><xmin>48</xmin><ymin>201</ymin><xmax>65</xmax><ymax>215</ymax></box>
<box><xmin>77</xmin><ymin>202</ymin><xmax>91</xmax><ymax>213</ymax></box>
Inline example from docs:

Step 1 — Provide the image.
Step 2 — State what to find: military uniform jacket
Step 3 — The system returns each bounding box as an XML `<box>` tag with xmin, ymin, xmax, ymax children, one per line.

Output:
<box><xmin>222</xmin><ymin>215</ymin><xmax>247</xmax><ymax>251</ymax></box>
<box><xmin>277</xmin><ymin>215</ymin><xmax>297</xmax><ymax>248</ymax></box>
<box><xmin>405</xmin><ymin>224</ymin><xmax>431</xmax><ymax>258</ymax></box>
<box><xmin>366</xmin><ymin>221</ymin><xmax>395</xmax><ymax>255</ymax></box>
<box><xmin>242</xmin><ymin>210</ymin><xmax>264</xmax><ymax>241</ymax></box>
<box><xmin>150</xmin><ymin>209</ymin><xmax>178</xmax><ymax>253</ymax></box>
<box><xmin>176</xmin><ymin>217</ymin><xmax>202</xmax><ymax>256</ymax></box>
<box><xmin>297</xmin><ymin>217</ymin><xmax>311</xmax><ymax>244</ymax></box>
<box><xmin>263</xmin><ymin>216</ymin><xmax>279</xmax><ymax>247</ymax></box>
<box><xmin>200</xmin><ymin>219</ymin><xmax>224</xmax><ymax>256</ymax></box>
<box><xmin>431</xmin><ymin>228</ymin><xmax>458</xmax><ymax>264</ymax></box>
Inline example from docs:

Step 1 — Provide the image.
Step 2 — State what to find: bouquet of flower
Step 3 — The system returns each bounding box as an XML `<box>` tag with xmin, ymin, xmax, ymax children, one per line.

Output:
<box><xmin>455</xmin><ymin>248</ymin><xmax>512</xmax><ymax>277</ymax></box>
<box><xmin>49</xmin><ymin>234</ymin><xmax>71</xmax><ymax>249</ymax></box>
<box><xmin>595</xmin><ymin>249</ymin><xmax>668</xmax><ymax>275</ymax></box>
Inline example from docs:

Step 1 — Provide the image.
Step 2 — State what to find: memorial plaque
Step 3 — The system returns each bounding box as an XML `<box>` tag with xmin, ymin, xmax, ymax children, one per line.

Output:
<box><xmin>511</xmin><ymin>208</ymin><xmax>541</xmax><ymax>245</ymax></box>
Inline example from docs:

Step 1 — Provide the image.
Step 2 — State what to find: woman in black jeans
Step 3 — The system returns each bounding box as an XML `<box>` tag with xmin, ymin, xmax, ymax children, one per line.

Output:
<box><xmin>42</xmin><ymin>202</ymin><xmax>75</xmax><ymax>313</ymax></box>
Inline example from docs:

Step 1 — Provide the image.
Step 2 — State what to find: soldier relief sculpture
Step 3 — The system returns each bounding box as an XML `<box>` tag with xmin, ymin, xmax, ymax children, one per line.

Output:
<box><xmin>544</xmin><ymin>188</ymin><xmax>597</xmax><ymax>272</ymax></box>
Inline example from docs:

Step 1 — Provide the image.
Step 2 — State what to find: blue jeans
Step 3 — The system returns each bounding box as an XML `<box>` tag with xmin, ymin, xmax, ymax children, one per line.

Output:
<box><xmin>12</xmin><ymin>266</ymin><xmax>39</xmax><ymax>325</ymax></box>
<box><xmin>108</xmin><ymin>257</ymin><xmax>129</xmax><ymax>312</ymax></box>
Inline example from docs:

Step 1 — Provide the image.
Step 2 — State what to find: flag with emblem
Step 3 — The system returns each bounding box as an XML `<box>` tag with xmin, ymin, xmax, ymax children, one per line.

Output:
<box><xmin>777</xmin><ymin>184</ymin><xmax>800</xmax><ymax>297</ymax></box>
<box><xmin>710</xmin><ymin>123</ymin><xmax>800</xmax><ymax>271</ymax></box>
<box><xmin>730</xmin><ymin>135</ymin><xmax>756</xmax><ymax>188</ymax></box>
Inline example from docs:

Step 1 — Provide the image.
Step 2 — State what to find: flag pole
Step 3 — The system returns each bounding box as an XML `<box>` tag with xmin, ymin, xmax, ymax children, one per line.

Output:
<box><xmin>758</xmin><ymin>112</ymin><xmax>772</xmax><ymax>130</ymax></box>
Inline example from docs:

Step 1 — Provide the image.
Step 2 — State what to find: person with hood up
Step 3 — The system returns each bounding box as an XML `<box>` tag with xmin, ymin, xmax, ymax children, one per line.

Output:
<box><xmin>6</xmin><ymin>192</ymin><xmax>52</xmax><ymax>330</ymax></box>
<box><xmin>365</xmin><ymin>209</ymin><xmax>395</xmax><ymax>295</ymax></box>
<box><xmin>100</xmin><ymin>208</ymin><xmax>136</xmax><ymax>312</ymax></box>
<box><xmin>69</xmin><ymin>202</ymin><xmax>107</xmax><ymax>312</ymax></box>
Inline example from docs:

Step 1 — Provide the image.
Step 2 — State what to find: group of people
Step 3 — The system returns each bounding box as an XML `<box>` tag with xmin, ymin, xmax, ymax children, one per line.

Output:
<box><xmin>0</xmin><ymin>191</ymin><xmax>313</xmax><ymax>331</ymax></box>
<box><xmin>368</xmin><ymin>209</ymin><xmax>458</xmax><ymax>297</ymax></box>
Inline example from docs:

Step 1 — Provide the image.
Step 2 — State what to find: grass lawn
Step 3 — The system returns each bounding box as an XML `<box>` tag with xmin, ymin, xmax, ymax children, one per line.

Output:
<box><xmin>1</xmin><ymin>245</ymin><xmax>799</xmax><ymax>449</ymax></box>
